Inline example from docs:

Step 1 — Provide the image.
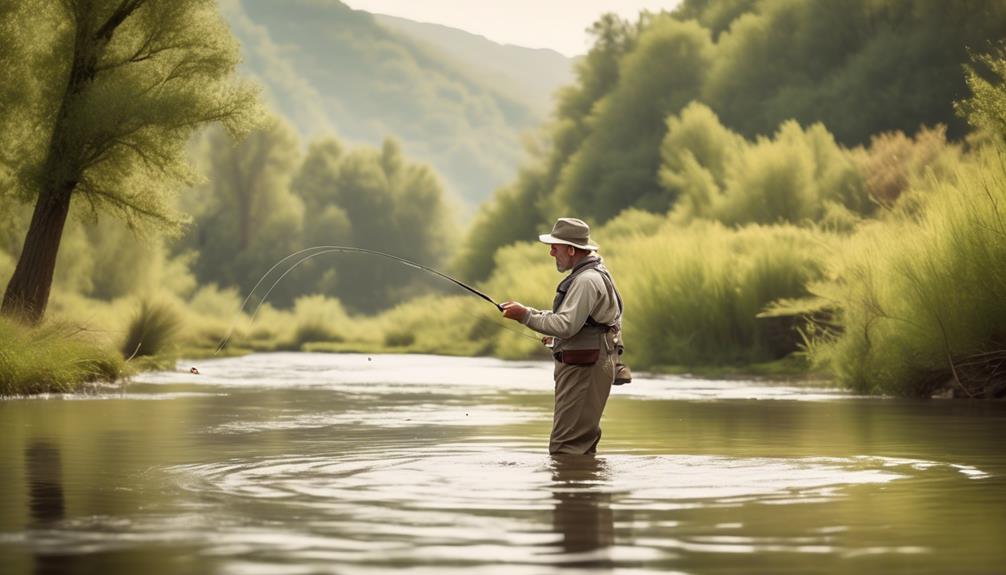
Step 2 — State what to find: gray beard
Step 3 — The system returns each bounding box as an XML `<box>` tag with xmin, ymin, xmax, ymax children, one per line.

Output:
<box><xmin>556</xmin><ymin>261</ymin><xmax>570</xmax><ymax>273</ymax></box>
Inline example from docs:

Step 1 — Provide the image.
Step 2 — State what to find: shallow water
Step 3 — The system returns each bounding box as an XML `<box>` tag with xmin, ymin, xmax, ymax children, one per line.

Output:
<box><xmin>1</xmin><ymin>352</ymin><xmax>1004</xmax><ymax>574</ymax></box>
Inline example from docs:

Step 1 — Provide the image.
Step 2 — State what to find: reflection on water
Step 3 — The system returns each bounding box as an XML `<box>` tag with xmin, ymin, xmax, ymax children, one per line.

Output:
<box><xmin>24</xmin><ymin>441</ymin><xmax>74</xmax><ymax>575</ymax></box>
<box><xmin>549</xmin><ymin>455</ymin><xmax>614</xmax><ymax>564</ymax></box>
<box><xmin>26</xmin><ymin>442</ymin><xmax>65</xmax><ymax>525</ymax></box>
<box><xmin>0</xmin><ymin>353</ymin><xmax>1004</xmax><ymax>574</ymax></box>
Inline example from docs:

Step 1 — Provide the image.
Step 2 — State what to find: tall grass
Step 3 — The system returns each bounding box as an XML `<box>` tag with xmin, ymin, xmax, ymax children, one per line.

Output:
<box><xmin>288</xmin><ymin>295</ymin><xmax>349</xmax><ymax>349</ymax></box>
<box><xmin>0</xmin><ymin>317</ymin><xmax>123</xmax><ymax>396</ymax></box>
<box><xmin>808</xmin><ymin>149</ymin><xmax>1006</xmax><ymax>397</ymax></box>
<box><xmin>121</xmin><ymin>300</ymin><xmax>182</xmax><ymax>358</ymax></box>
<box><xmin>614</xmin><ymin>220</ymin><xmax>830</xmax><ymax>368</ymax></box>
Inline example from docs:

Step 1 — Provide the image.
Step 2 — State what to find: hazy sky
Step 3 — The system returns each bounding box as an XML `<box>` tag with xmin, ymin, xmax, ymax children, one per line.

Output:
<box><xmin>341</xmin><ymin>0</ymin><xmax>683</xmax><ymax>57</ymax></box>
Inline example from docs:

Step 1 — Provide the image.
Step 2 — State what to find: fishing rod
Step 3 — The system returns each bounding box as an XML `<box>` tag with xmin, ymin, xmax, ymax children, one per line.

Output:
<box><xmin>215</xmin><ymin>245</ymin><xmax>514</xmax><ymax>353</ymax></box>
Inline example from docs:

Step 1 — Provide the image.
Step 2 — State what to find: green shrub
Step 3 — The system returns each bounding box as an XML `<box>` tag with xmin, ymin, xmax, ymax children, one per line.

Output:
<box><xmin>616</xmin><ymin>220</ymin><xmax>830</xmax><ymax>367</ymax></box>
<box><xmin>660</xmin><ymin>106</ymin><xmax>870</xmax><ymax>227</ymax></box>
<box><xmin>808</xmin><ymin>149</ymin><xmax>1006</xmax><ymax>397</ymax></box>
<box><xmin>121</xmin><ymin>300</ymin><xmax>182</xmax><ymax>359</ymax></box>
<box><xmin>287</xmin><ymin>295</ymin><xmax>349</xmax><ymax>349</ymax></box>
<box><xmin>0</xmin><ymin>317</ymin><xmax>124</xmax><ymax>396</ymax></box>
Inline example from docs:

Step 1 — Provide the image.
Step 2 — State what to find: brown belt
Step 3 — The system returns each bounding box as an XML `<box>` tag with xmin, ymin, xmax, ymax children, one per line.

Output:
<box><xmin>552</xmin><ymin>349</ymin><xmax>600</xmax><ymax>365</ymax></box>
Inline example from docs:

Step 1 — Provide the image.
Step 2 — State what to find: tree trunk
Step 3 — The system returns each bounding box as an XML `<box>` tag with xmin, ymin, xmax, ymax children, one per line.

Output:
<box><xmin>0</xmin><ymin>3</ymin><xmax>109</xmax><ymax>323</ymax></box>
<box><xmin>1</xmin><ymin>185</ymin><xmax>74</xmax><ymax>323</ymax></box>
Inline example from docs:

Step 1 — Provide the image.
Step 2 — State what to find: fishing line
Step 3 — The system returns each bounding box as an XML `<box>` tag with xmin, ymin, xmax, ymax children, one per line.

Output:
<box><xmin>215</xmin><ymin>245</ymin><xmax>537</xmax><ymax>353</ymax></box>
<box><xmin>245</xmin><ymin>247</ymin><xmax>538</xmax><ymax>344</ymax></box>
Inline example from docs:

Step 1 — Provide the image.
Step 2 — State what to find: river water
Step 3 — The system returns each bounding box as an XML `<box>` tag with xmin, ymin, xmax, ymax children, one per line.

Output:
<box><xmin>1</xmin><ymin>352</ymin><xmax>1004</xmax><ymax>574</ymax></box>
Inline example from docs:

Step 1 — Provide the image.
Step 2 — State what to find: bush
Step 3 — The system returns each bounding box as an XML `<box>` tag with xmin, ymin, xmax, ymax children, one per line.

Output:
<box><xmin>121</xmin><ymin>300</ymin><xmax>182</xmax><ymax>359</ymax></box>
<box><xmin>615</xmin><ymin>220</ymin><xmax>830</xmax><ymax>367</ymax></box>
<box><xmin>287</xmin><ymin>295</ymin><xmax>349</xmax><ymax>349</ymax></box>
<box><xmin>808</xmin><ymin>149</ymin><xmax>1006</xmax><ymax>397</ymax></box>
<box><xmin>0</xmin><ymin>317</ymin><xmax>124</xmax><ymax>396</ymax></box>
<box><xmin>660</xmin><ymin>105</ymin><xmax>871</xmax><ymax>227</ymax></box>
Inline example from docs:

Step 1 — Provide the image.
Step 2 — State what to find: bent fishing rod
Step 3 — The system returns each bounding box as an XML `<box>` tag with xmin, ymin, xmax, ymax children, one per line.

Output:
<box><xmin>215</xmin><ymin>245</ymin><xmax>509</xmax><ymax>354</ymax></box>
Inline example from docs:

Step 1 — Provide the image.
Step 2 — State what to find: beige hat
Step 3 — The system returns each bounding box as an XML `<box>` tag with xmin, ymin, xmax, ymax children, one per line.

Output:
<box><xmin>538</xmin><ymin>217</ymin><xmax>599</xmax><ymax>251</ymax></box>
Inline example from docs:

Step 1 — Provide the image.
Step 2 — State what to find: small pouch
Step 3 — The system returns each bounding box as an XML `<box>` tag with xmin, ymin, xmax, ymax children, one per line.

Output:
<box><xmin>556</xmin><ymin>349</ymin><xmax>600</xmax><ymax>365</ymax></box>
<box><xmin>614</xmin><ymin>363</ymin><xmax>632</xmax><ymax>385</ymax></box>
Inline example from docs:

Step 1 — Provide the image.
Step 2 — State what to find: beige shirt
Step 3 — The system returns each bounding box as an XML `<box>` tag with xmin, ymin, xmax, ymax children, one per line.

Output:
<box><xmin>521</xmin><ymin>268</ymin><xmax>620</xmax><ymax>340</ymax></box>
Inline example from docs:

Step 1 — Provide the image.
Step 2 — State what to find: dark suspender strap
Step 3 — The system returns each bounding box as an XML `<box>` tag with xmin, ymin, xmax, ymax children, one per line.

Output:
<box><xmin>553</xmin><ymin>257</ymin><xmax>623</xmax><ymax>330</ymax></box>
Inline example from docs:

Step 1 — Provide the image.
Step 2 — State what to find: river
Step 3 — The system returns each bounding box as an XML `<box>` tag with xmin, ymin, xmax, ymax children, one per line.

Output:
<box><xmin>1</xmin><ymin>352</ymin><xmax>1004</xmax><ymax>574</ymax></box>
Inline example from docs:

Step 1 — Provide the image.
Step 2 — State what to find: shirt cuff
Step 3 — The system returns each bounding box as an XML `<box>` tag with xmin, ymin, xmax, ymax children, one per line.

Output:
<box><xmin>520</xmin><ymin>307</ymin><xmax>537</xmax><ymax>325</ymax></box>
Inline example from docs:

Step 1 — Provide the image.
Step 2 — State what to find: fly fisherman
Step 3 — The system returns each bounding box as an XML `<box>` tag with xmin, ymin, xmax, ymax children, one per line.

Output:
<box><xmin>501</xmin><ymin>218</ymin><xmax>629</xmax><ymax>455</ymax></box>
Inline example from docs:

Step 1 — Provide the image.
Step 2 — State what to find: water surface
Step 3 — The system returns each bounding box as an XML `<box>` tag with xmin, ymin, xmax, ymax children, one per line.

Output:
<box><xmin>1</xmin><ymin>353</ymin><xmax>1004</xmax><ymax>574</ymax></box>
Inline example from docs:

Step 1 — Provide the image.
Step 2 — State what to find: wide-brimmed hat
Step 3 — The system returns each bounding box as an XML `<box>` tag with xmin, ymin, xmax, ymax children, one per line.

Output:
<box><xmin>538</xmin><ymin>217</ymin><xmax>599</xmax><ymax>251</ymax></box>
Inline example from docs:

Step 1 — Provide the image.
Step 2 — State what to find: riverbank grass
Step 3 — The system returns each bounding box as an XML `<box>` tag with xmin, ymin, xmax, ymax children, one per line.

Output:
<box><xmin>0</xmin><ymin>316</ymin><xmax>124</xmax><ymax>396</ymax></box>
<box><xmin>809</xmin><ymin>149</ymin><xmax>1006</xmax><ymax>397</ymax></box>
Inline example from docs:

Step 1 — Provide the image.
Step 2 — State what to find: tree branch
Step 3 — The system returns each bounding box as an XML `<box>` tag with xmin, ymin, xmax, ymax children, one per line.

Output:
<box><xmin>94</xmin><ymin>0</ymin><xmax>147</xmax><ymax>43</ymax></box>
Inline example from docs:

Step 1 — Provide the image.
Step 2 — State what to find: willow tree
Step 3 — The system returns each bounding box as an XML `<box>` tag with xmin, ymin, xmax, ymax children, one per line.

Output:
<box><xmin>0</xmin><ymin>0</ymin><xmax>257</xmax><ymax>323</ymax></box>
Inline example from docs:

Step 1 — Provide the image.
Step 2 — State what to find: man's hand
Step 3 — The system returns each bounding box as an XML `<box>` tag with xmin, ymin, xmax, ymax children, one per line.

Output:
<box><xmin>500</xmin><ymin>301</ymin><xmax>529</xmax><ymax>322</ymax></box>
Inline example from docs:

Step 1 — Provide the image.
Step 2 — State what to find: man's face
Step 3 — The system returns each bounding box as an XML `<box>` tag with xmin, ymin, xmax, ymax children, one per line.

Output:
<box><xmin>549</xmin><ymin>243</ymin><xmax>575</xmax><ymax>272</ymax></box>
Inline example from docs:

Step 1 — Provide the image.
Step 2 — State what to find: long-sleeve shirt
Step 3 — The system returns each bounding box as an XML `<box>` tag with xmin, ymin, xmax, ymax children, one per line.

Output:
<box><xmin>521</xmin><ymin>268</ymin><xmax>620</xmax><ymax>340</ymax></box>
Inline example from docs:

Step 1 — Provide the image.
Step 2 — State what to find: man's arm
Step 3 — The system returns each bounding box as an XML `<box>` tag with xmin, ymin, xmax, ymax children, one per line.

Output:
<box><xmin>501</xmin><ymin>274</ymin><xmax>603</xmax><ymax>338</ymax></box>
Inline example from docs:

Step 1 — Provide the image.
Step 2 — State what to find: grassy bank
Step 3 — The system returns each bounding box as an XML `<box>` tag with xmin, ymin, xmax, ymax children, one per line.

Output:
<box><xmin>0</xmin><ymin>316</ymin><xmax>124</xmax><ymax>396</ymax></box>
<box><xmin>807</xmin><ymin>149</ymin><xmax>1006</xmax><ymax>397</ymax></box>
<box><xmin>11</xmin><ymin>148</ymin><xmax>1001</xmax><ymax>396</ymax></box>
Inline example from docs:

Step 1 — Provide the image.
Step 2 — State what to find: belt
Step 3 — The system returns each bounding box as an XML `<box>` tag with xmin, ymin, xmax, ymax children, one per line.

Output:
<box><xmin>552</xmin><ymin>349</ymin><xmax>600</xmax><ymax>365</ymax></box>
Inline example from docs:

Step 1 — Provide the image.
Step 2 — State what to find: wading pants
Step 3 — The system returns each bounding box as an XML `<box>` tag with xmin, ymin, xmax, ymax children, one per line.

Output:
<box><xmin>550</xmin><ymin>345</ymin><xmax>614</xmax><ymax>455</ymax></box>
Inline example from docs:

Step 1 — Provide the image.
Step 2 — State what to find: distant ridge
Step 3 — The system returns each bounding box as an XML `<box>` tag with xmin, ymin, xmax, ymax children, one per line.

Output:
<box><xmin>221</xmin><ymin>0</ymin><xmax>572</xmax><ymax>208</ymax></box>
<box><xmin>374</xmin><ymin>14</ymin><xmax>574</xmax><ymax>117</ymax></box>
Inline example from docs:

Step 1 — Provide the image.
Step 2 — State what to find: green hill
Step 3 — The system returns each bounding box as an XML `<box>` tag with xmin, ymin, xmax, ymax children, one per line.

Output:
<box><xmin>222</xmin><ymin>0</ymin><xmax>561</xmax><ymax>208</ymax></box>
<box><xmin>374</xmin><ymin>14</ymin><xmax>574</xmax><ymax>118</ymax></box>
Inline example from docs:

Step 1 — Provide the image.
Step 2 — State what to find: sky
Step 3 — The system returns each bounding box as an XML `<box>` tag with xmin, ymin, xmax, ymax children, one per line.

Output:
<box><xmin>341</xmin><ymin>0</ymin><xmax>683</xmax><ymax>57</ymax></box>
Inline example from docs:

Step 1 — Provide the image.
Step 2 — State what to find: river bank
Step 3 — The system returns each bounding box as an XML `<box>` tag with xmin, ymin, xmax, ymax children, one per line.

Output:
<box><xmin>0</xmin><ymin>317</ymin><xmax>122</xmax><ymax>396</ymax></box>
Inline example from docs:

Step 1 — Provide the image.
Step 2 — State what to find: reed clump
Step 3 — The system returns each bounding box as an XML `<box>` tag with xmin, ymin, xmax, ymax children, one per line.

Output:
<box><xmin>807</xmin><ymin>149</ymin><xmax>1006</xmax><ymax>397</ymax></box>
<box><xmin>0</xmin><ymin>317</ymin><xmax>124</xmax><ymax>396</ymax></box>
<box><xmin>287</xmin><ymin>295</ymin><xmax>350</xmax><ymax>349</ymax></box>
<box><xmin>121</xmin><ymin>300</ymin><xmax>182</xmax><ymax>359</ymax></box>
<box><xmin>613</xmin><ymin>220</ymin><xmax>830</xmax><ymax>368</ymax></box>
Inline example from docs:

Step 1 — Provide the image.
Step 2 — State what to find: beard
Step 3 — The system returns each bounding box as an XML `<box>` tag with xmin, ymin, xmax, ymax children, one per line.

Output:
<box><xmin>555</xmin><ymin>260</ymin><xmax>571</xmax><ymax>272</ymax></box>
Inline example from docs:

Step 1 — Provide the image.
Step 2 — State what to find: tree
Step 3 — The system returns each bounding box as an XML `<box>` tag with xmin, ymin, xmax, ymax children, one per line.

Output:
<box><xmin>179</xmin><ymin>117</ymin><xmax>303</xmax><ymax>304</ymax></box>
<box><xmin>555</xmin><ymin>16</ymin><xmax>714</xmax><ymax>221</ymax></box>
<box><xmin>703</xmin><ymin>0</ymin><xmax>1006</xmax><ymax>145</ymax></box>
<box><xmin>454</xmin><ymin>13</ymin><xmax>647</xmax><ymax>282</ymax></box>
<box><xmin>293</xmin><ymin>138</ymin><xmax>456</xmax><ymax>313</ymax></box>
<box><xmin>0</xmin><ymin>0</ymin><xmax>257</xmax><ymax>323</ymax></box>
<box><xmin>957</xmin><ymin>42</ymin><xmax>1006</xmax><ymax>143</ymax></box>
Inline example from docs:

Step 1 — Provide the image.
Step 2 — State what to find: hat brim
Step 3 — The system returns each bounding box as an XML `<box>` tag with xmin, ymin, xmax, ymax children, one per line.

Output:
<box><xmin>538</xmin><ymin>234</ymin><xmax>599</xmax><ymax>251</ymax></box>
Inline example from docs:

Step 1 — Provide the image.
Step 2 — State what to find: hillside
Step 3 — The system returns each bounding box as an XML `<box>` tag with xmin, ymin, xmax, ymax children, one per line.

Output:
<box><xmin>374</xmin><ymin>14</ymin><xmax>574</xmax><ymax>118</ymax></box>
<box><xmin>221</xmin><ymin>0</ymin><xmax>565</xmax><ymax>207</ymax></box>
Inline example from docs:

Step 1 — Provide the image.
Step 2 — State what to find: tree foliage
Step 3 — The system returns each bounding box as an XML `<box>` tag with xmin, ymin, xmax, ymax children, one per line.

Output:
<box><xmin>178</xmin><ymin>117</ymin><xmax>304</xmax><ymax>305</ymax></box>
<box><xmin>293</xmin><ymin>138</ymin><xmax>456</xmax><ymax>313</ymax></box>
<box><xmin>453</xmin><ymin>13</ymin><xmax>647</xmax><ymax>281</ymax></box>
<box><xmin>555</xmin><ymin>16</ymin><xmax>714</xmax><ymax>221</ymax></box>
<box><xmin>704</xmin><ymin>0</ymin><xmax>1006</xmax><ymax>145</ymax></box>
<box><xmin>957</xmin><ymin>42</ymin><xmax>1006</xmax><ymax>143</ymax></box>
<box><xmin>460</xmin><ymin>0</ymin><xmax>1004</xmax><ymax>276</ymax></box>
<box><xmin>1</xmin><ymin>0</ymin><xmax>258</xmax><ymax>321</ymax></box>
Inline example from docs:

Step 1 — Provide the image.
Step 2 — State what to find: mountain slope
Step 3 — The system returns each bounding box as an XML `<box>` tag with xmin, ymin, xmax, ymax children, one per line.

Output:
<box><xmin>222</xmin><ymin>0</ymin><xmax>562</xmax><ymax>207</ymax></box>
<box><xmin>374</xmin><ymin>14</ymin><xmax>574</xmax><ymax>118</ymax></box>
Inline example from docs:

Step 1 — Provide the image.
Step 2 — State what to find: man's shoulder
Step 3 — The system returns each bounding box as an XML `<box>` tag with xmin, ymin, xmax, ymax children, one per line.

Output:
<box><xmin>571</xmin><ymin>267</ymin><xmax>607</xmax><ymax>290</ymax></box>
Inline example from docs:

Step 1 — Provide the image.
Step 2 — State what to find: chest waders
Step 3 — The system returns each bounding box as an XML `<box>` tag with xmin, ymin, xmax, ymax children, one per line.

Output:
<box><xmin>553</xmin><ymin>256</ymin><xmax>632</xmax><ymax>385</ymax></box>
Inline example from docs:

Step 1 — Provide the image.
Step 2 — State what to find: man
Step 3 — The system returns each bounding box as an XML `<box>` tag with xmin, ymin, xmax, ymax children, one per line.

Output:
<box><xmin>501</xmin><ymin>217</ymin><xmax>626</xmax><ymax>455</ymax></box>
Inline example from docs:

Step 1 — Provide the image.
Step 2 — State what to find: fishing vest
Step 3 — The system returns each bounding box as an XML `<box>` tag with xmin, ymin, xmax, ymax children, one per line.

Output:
<box><xmin>552</xmin><ymin>256</ymin><xmax>623</xmax><ymax>352</ymax></box>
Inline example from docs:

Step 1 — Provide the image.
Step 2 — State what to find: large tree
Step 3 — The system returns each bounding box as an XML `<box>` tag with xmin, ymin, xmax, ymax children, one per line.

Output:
<box><xmin>0</xmin><ymin>0</ymin><xmax>256</xmax><ymax>323</ymax></box>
